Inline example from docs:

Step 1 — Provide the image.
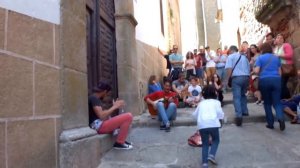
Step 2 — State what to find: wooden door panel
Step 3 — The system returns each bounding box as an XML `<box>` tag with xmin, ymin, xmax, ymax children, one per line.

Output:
<box><xmin>86</xmin><ymin>0</ymin><xmax>117</xmax><ymax>99</ymax></box>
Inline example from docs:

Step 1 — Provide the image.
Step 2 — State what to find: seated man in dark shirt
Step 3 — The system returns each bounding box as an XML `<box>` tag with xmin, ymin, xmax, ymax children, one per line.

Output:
<box><xmin>89</xmin><ymin>82</ymin><xmax>133</xmax><ymax>149</ymax></box>
<box><xmin>281</xmin><ymin>94</ymin><xmax>300</xmax><ymax>124</ymax></box>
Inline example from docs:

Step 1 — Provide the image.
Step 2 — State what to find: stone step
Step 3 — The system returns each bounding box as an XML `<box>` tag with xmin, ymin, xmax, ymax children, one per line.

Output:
<box><xmin>133</xmin><ymin>92</ymin><xmax>267</xmax><ymax>128</ymax></box>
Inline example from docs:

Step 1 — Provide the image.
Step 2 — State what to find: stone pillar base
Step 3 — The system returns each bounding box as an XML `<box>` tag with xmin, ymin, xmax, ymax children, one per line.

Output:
<box><xmin>59</xmin><ymin>127</ymin><xmax>115</xmax><ymax>168</ymax></box>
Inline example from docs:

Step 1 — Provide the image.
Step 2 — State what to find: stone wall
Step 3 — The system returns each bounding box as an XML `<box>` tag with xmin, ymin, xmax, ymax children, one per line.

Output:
<box><xmin>239</xmin><ymin>0</ymin><xmax>300</xmax><ymax>94</ymax></box>
<box><xmin>203</xmin><ymin>0</ymin><xmax>221</xmax><ymax>50</ymax></box>
<box><xmin>136</xmin><ymin>40</ymin><xmax>168</xmax><ymax>114</ymax></box>
<box><xmin>195</xmin><ymin>0</ymin><xmax>221</xmax><ymax>49</ymax></box>
<box><xmin>239</xmin><ymin>0</ymin><xmax>300</xmax><ymax>69</ymax></box>
<box><xmin>0</xmin><ymin>7</ymin><xmax>61</xmax><ymax>168</ymax></box>
<box><xmin>239</xmin><ymin>0</ymin><xmax>270</xmax><ymax>45</ymax></box>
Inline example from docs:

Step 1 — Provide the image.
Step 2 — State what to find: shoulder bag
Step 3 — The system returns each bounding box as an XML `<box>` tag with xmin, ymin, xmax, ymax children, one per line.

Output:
<box><xmin>228</xmin><ymin>55</ymin><xmax>242</xmax><ymax>88</ymax></box>
<box><xmin>253</xmin><ymin>55</ymin><xmax>273</xmax><ymax>90</ymax></box>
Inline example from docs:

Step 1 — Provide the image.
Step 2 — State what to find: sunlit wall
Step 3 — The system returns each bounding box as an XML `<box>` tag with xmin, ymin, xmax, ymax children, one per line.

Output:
<box><xmin>179</xmin><ymin>0</ymin><xmax>199</xmax><ymax>55</ymax></box>
<box><xmin>219</xmin><ymin>0</ymin><xmax>240</xmax><ymax>47</ymax></box>
<box><xmin>134</xmin><ymin>0</ymin><xmax>169</xmax><ymax>50</ymax></box>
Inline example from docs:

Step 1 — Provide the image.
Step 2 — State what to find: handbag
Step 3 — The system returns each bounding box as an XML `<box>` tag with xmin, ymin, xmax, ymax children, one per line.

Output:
<box><xmin>228</xmin><ymin>55</ymin><xmax>242</xmax><ymax>88</ymax></box>
<box><xmin>187</xmin><ymin>131</ymin><xmax>212</xmax><ymax>147</ymax></box>
<box><xmin>281</xmin><ymin>64</ymin><xmax>296</xmax><ymax>77</ymax></box>
<box><xmin>188</xmin><ymin>131</ymin><xmax>202</xmax><ymax>147</ymax></box>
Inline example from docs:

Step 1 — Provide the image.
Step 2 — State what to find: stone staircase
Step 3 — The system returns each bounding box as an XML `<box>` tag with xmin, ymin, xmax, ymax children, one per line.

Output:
<box><xmin>95</xmin><ymin>92</ymin><xmax>267</xmax><ymax>165</ymax></box>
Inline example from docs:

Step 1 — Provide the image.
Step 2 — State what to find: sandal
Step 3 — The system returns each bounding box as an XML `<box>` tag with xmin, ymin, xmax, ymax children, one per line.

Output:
<box><xmin>291</xmin><ymin>116</ymin><xmax>298</xmax><ymax>124</ymax></box>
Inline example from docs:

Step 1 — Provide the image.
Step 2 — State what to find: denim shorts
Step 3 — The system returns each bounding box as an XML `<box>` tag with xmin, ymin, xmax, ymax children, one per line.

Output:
<box><xmin>196</xmin><ymin>68</ymin><xmax>204</xmax><ymax>78</ymax></box>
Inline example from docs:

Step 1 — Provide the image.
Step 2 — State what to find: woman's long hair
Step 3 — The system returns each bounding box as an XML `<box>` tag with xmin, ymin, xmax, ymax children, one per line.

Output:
<box><xmin>148</xmin><ymin>75</ymin><xmax>156</xmax><ymax>85</ymax></box>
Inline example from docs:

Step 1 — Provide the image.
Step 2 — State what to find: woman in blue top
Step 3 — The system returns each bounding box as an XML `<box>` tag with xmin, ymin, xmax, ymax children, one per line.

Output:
<box><xmin>148</xmin><ymin>75</ymin><xmax>163</xmax><ymax>94</ymax></box>
<box><xmin>254</xmin><ymin>43</ymin><xmax>285</xmax><ymax>131</ymax></box>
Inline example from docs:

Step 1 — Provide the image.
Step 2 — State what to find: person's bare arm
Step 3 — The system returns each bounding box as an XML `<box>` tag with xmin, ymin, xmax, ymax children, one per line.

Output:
<box><xmin>253</xmin><ymin>66</ymin><xmax>260</xmax><ymax>75</ymax></box>
<box><xmin>93</xmin><ymin>100</ymin><xmax>125</xmax><ymax>120</ymax></box>
<box><xmin>145</xmin><ymin>98</ymin><xmax>157</xmax><ymax>109</ymax></box>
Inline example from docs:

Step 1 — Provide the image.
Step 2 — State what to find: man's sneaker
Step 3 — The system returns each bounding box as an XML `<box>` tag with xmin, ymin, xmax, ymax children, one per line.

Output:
<box><xmin>235</xmin><ymin>117</ymin><xmax>242</xmax><ymax>126</ymax></box>
<box><xmin>125</xmin><ymin>141</ymin><xmax>133</xmax><ymax>146</ymax></box>
<box><xmin>208</xmin><ymin>155</ymin><xmax>218</xmax><ymax>165</ymax></box>
<box><xmin>165</xmin><ymin>122</ymin><xmax>171</xmax><ymax>132</ymax></box>
<box><xmin>279</xmin><ymin>120</ymin><xmax>285</xmax><ymax>131</ymax></box>
<box><xmin>113</xmin><ymin>142</ymin><xmax>133</xmax><ymax>150</ymax></box>
<box><xmin>265</xmin><ymin>125</ymin><xmax>274</xmax><ymax>129</ymax></box>
<box><xmin>160</xmin><ymin>123</ymin><xmax>166</xmax><ymax>130</ymax></box>
<box><xmin>202</xmin><ymin>163</ymin><xmax>208</xmax><ymax>168</ymax></box>
<box><xmin>242</xmin><ymin>113</ymin><xmax>249</xmax><ymax>116</ymax></box>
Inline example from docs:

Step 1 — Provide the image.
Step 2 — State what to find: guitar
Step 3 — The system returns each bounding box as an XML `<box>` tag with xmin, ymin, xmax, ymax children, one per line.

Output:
<box><xmin>147</xmin><ymin>98</ymin><xmax>164</xmax><ymax>116</ymax></box>
<box><xmin>147</xmin><ymin>96</ymin><xmax>178</xmax><ymax>116</ymax></box>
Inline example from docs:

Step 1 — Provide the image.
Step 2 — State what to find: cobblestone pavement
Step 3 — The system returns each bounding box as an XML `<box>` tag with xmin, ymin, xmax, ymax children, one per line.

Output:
<box><xmin>99</xmin><ymin>92</ymin><xmax>300</xmax><ymax>168</ymax></box>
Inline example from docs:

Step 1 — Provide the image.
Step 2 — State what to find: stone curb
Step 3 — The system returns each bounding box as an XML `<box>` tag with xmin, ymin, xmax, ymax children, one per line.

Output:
<box><xmin>132</xmin><ymin>114</ymin><xmax>266</xmax><ymax>128</ymax></box>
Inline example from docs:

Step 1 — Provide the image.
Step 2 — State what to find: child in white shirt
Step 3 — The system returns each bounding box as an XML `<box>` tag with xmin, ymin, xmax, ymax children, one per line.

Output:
<box><xmin>185</xmin><ymin>77</ymin><xmax>202</xmax><ymax>107</ymax></box>
<box><xmin>193</xmin><ymin>85</ymin><xmax>224</xmax><ymax>167</ymax></box>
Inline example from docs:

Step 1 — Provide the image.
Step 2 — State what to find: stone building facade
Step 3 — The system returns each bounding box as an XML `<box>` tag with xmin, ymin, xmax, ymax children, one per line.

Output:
<box><xmin>238</xmin><ymin>0</ymin><xmax>270</xmax><ymax>45</ymax></box>
<box><xmin>195</xmin><ymin>0</ymin><xmax>221</xmax><ymax>50</ymax></box>
<box><xmin>253</xmin><ymin>0</ymin><xmax>300</xmax><ymax>70</ymax></box>
<box><xmin>238</xmin><ymin>0</ymin><xmax>300</xmax><ymax>93</ymax></box>
<box><xmin>0</xmin><ymin>0</ymin><xmax>181</xmax><ymax>168</ymax></box>
<box><xmin>0</xmin><ymin>1</ymin><xmax>61</xmax><ymax>168</ymax></box>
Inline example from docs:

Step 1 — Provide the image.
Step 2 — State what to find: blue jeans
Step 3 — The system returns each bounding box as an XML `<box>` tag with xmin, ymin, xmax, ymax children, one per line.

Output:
<box><xmin>216</xmin><ymin>67</ymin><xmax>227</xmax><ymax>90</ymax></box>
<box><xmin>196</xmin><ymin>67</ymin><xmax>204</xmax><ymax>79</ymax></box>
<box><xmin>259</xmin><ymin>77</ymin><xmax>284</xmax><ymax>126</ymax></box>
<box><xmin>232</xmin><ymin>76</ymin><xmax>249</xmax><ymax>117</ymax></box>
<box><xmin>199</xmin><ymin>127</ymin><xmax>220</xmax><ymax>164</ymax></box>
<box><xmin>156</xmin><ymin>102</ymin><xmax>177</xmax><ymax>125</ymax></box>
<box><xmin>171</xmin><ymin>68</ymin><xmax>182</xmax><ymax>81</ymax></box>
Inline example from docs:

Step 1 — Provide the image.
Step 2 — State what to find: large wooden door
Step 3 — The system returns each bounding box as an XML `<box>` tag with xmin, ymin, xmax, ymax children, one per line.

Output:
<box><xmin>86</xmin><ymin>0</ymin><xmax>118</xmax><ymax>100</ymax></box>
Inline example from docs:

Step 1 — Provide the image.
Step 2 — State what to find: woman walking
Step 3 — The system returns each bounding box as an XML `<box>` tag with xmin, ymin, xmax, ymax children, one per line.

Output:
<box><xmin>254</xmin><ymin>43</ymin><xmax>285</xmax><ymax>131</ymax></box>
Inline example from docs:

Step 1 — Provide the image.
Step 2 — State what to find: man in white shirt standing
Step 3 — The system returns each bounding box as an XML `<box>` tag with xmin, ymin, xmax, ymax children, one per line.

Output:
<box><xmin>205</xmin><ymin>46</ymin><xmax>217</xmax><ymax>83</ymax></box>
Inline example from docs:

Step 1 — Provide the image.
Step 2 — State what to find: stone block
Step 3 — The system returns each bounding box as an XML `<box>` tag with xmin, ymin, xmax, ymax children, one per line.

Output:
<box><xmin>54</xmin><ymin>25</ymin><xmax>61</xmax><ymax>66</ymax></box>
<box><xmin>7</xmin><ymin>11</ymin><xmax>54</xmax><ymax>63</ymax></box>
<box><xmin>116</xmin><ymin>40</ymin><xmax>137</xmax><ymax>69</ymax></box>
<box><xmin>294</xmin><ymin>47</ymin><xmax>300</xmax><ymax>70</ymax></box>
<box><xmin>35</xmin><ymin>64</ymin><xmax>61</xmax><ymax>116</ymax></box>
<box><xmin>117</xmin><ymin>65</ymin><xmax>138</xmax><ymax>94</ymax></box>
<box><xmin>61</xmin><ymin>10</ymin><xmax>87</xmax><ymax>72</ymax></box>
<box><xmin>61</xmin><ymin>0</ymin><xmax>85</xmax><ymax>21</ymax></box>
<box><xmin>0</xmin><ymin>8</ymin><xmax>5</xmax><ymax>49</ymax></box>
<box><xmin>0</xmin><ymin>122</ymin><xmax>5</xmax><ymax>168</ymax></box>
<box><xmin>55</xmin><ymin>118</ymin><xmax>61</xmax><ymax>168</ymax></box>
<box><xmin>7</xmin><ymin>119</ymin><xmax>56</xmax><ymax>168</ymax></box>
<box><xmin>60</xmin><ymin>133</ymin><xmax>115</xmax><ymax>168</ymax></box>
<box><xmin>62</xmin><ymin>69</ymin><xmax>88</xmax><ymax>130</ymax></box>
<box><xmin>115</xmin><ymin>0</ymin><xmax>134</xmax><ymax>14</ymax></box>
<box><xmin>115</xmin><ymin>19</ymin><xmax>136</xmax><ymax>41</ymax></box>
<box><xmin>0</xmin><ymin>54</ymin><xmax>33</xmax><ymax>118</ymax></box>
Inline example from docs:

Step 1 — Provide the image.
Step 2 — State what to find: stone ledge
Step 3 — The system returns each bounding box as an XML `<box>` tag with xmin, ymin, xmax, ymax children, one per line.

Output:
<box><xmin>59</xmin><ymin>127</ymin><xmax>97</xmax><ymax>143</ymax></box>
<box><xmin>60</xmin><ymin>132</ymin><xmax>115</xmax><ymax>168</ymax></box>
<box><xmin>115</xmin><ymin>13</ymin><xmax>138</xmax><ymax>26</ymax></box>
